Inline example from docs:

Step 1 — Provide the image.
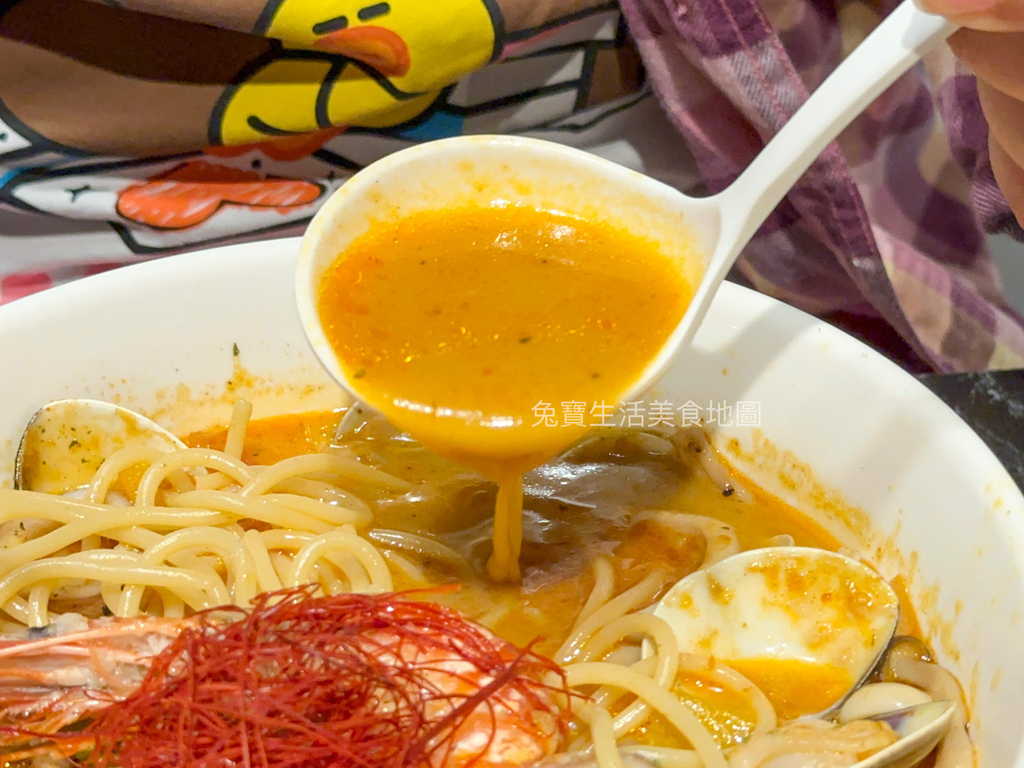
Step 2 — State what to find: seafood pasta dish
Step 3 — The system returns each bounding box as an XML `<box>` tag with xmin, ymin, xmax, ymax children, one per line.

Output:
<box><xmin>0</xmin><ymin>157</ymin><xmax>982</xmax><ymax>767</ymax></box>
<box><xmin>0</xmin><ymin>400</ymin><xmax>974</xmax><ymax>768</ymax></box>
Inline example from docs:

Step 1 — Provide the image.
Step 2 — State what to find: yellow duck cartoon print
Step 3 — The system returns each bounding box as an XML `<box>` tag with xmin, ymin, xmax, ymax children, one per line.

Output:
<box><xmin>213</xmin><ymin>0</ymin><xmax>500</xmax><ymax>146</ymax></box>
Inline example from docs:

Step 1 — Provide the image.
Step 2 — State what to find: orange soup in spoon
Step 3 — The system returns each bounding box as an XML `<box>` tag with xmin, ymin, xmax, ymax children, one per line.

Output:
<box><xmin>298</xmin><ymin>138</ymin><xmax>705</xmax><ymax>580</ymax></box>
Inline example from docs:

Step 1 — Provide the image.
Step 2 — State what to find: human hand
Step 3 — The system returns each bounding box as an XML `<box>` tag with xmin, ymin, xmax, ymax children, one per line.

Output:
<box><xmin>918</xmin><ymin>0</ymin><xmax>1024</xmax><ymax>221</ymax></box>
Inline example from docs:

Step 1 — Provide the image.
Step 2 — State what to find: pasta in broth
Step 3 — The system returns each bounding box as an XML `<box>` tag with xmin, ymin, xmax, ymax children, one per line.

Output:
<box><xmin>0</xmin><ymin>402</ymin><xmax>974</xmax><ymax>768</ymax></box>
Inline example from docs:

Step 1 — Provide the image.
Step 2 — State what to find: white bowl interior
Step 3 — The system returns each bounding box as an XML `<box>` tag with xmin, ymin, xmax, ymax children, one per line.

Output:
<box><xmin>0</xmin><ymin>237</ymin><xmax>1021</xmax><ymax>765</ymax></box>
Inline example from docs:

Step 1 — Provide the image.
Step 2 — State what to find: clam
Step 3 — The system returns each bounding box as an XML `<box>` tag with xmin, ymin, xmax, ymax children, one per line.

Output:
<box><xmin>722</xmin><ymin>700</ymin><xmax>955</xmax><ymax>768</ymax></box>
<box><xmin>652</xmin><ymin>547</ymin><xmax>957</xmax><ymax>767</ymax></box>
<box><xmin>529</xmin><ymin>702</ymin><xmax>954</xmax><ymax>768</ymax></box>
<box><xmin>14</xmin><ymin>399</ymin><xmax>186</xmax><ymax>493</ymax></box>
<box><xmin>653</xmin><ymin>546</ymin><xmax>900</xmax><ymax>718</ymax></box>
<box><xmin>859</xmin><ymin>701</ymin><xmax>956</xmax><ymax>768</ymax></box>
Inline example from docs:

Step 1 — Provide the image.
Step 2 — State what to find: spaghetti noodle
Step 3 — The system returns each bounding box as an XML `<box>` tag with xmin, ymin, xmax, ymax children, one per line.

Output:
<box><xmin>0</xmin><ymin>402</ymin><xmax>404</xmax><ymax>628</ymax></box>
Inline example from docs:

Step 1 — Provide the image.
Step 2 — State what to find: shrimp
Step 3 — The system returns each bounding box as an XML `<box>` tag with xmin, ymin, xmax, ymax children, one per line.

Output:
<box><xmin>0</xmin><ymin>612</ymin><xmax>189</xmax><ymax>761</ymax></box>
<box><xmin>0</xmin><ymin>588</ymin><xmax>570</xmax><ymax>768</ymax></box>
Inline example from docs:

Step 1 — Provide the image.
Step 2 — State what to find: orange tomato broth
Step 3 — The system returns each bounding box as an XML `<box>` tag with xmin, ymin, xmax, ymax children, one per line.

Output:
<box><xmin>316</xmin><ymin>205</ymin><xmax>691</xmax><ymax>474</ymax></box>
<box><xmin>185</xmin><ymin>408</ymin><xmax>925</xmax><ymax>746</ymax></box>
<box><xmin>634</xmin><ymin>661</ymin><xmax>852</xmax><ymax>748</ymax></box>
<box><xmin>726</xmin><ymin>658</ymin><xmax>853</xmax><ymax>722</ymax></box>
<box><xmin>315</xmin><ymin>204</ymin><xmax>695</xmax><ymax>580</ymax></box>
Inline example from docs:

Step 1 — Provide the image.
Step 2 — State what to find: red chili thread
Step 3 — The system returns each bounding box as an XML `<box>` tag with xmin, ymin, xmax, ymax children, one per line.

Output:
<box><xmin>70</xmin><ymin>586</ymin><xmax>571</xmax><ymax>768</ymax></box>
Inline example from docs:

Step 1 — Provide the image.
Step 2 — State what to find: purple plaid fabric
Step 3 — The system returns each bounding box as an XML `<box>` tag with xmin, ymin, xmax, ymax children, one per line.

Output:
<box><xmin>620</xmin><ymin>0</ymin><xmax>1024</xmax><ymax>371</ymax></box>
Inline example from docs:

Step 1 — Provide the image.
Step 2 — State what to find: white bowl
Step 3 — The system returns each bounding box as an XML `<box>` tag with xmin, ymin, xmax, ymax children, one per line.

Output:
<box><xmin>0</xmin><ymin>237</ymin><xmax>1020</xmax><ymax>765</ymax></box>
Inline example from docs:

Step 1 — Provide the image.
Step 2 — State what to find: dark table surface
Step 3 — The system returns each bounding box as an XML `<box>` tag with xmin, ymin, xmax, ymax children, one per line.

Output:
<box><xmin>917</xmin><ymin>370</ymin><xmax>1024</xmax><ymax>491</ymax></box>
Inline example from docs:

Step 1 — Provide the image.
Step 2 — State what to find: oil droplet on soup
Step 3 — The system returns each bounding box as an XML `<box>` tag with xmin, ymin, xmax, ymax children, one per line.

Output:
<box><xmin>317</xmin><ymin>205</ymin><xmax>695</xmax><ymax>580</ymax></box>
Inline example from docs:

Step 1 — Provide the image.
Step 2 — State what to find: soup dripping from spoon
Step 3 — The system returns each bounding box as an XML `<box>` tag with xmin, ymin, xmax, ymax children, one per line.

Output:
<box><xmin>295</xmin><ymin>1</ymin><xmax>956</xmax><ymax>582</ymax></box>
<box><xmin>10</xmin><ymin>405</ymin><xmax>960</xmax><ymax>768</ymax></box>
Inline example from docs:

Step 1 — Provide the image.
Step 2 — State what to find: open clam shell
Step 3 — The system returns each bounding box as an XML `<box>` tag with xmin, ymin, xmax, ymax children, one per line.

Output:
<box><xmin>653</xmin><ymin>546</ymin><xmax>900</xmax><ymax>718</ymax></box>
<box><xmin>14</xmin><ymin>399</ymin><xmax>186</xmax><ymax>494</ymax></box>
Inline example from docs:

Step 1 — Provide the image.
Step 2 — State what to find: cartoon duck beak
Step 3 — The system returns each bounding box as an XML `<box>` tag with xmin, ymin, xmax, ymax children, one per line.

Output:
<box><xmin>314</xmin><ymin>26</ymin><xmax>411</xmax><ymax>77</ymax></box>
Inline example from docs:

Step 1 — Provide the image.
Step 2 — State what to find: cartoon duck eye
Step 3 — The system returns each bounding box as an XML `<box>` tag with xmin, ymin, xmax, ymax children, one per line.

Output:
<box><xmin>357</xmin><ymin>2</ymin><xmax>391</xmax><ymax>21</ymax></box>
<box><xmin>310</xmin><ymin>3</ymin><xmax>389</xmax><ymax>35</ymax></box>
<box><xmin>312</xmin><ymin>16</ymin><xmax>349</xmax><ymax>35</ymax></box>
<box><xmin>309</xmin><ymin>0</ymin><xmax>407</xmax><ymax>76</ymax></box>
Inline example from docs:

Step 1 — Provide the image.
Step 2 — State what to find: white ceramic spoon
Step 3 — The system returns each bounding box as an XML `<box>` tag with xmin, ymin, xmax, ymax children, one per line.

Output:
<box><xmin>296</xmin><ymin>1</ymin><xmax>956</xmax><ymax>409</ymax></box>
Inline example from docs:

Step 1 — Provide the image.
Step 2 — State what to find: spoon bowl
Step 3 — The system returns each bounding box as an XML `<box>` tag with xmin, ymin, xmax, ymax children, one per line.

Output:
<box><xmin>296</xmin><ymin>135</ymin><xmax>713</xmax><ymax>458</ymax></box>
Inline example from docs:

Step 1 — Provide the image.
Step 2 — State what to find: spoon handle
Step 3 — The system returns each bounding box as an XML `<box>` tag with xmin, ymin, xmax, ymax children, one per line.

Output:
<box><xmin>715</xmin><ymin>0</ymin><xmax>956</xmax><ymax>256</ymax></box>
